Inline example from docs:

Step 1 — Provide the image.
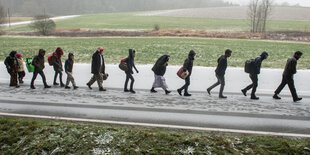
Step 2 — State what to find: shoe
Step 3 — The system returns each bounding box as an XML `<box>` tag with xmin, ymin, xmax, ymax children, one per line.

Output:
<box><xmin>124</xmin><ymin>89</ymin><xmax>129</xmax><ymax>92</ymax></box>
<box><xmin>241</xmin><ymin>89</ymin><xmax>247</xmax><ymax>96</ymax></box>
<box><xmin>150</xmin><ymin>88</ymin><xmax>157</xmax><ymax>93</ymax></box>
<box><xmin>31</xmin><ymin>85</ymin><xmax>35</xmax><ymax>89</ymax></box>
<box><xmin>294</xmin><ymin>98</ymin><xmax>302</xmax><ymax>102</ymax></box>
<box><xmin>44</xmin><ymin>85</ymin><xmax>51</xmax><ymax>88</ymax></box>
<box><xmin>207</xmin><ymin>88</ymin><xmax>211</xmax><ymax>95</ymax></box>
<box><xmin>16</xmin><ymin>85</ymin><xmax>20</xmax><ymax>88</ymax></box>
<box><xmin>219</xmin><ymin>95</ymin><xmax>227</xmax><ymax>99</ymax></box>
<box><xmin>184</xmin><ymin>93</ymin><xmax>192</xmax><ymax>97</ymax></box>
<box><xmin>99</xmin><ymin>87</ymin><xmax>107</xmax><ymax>91</ymax></box>
<box><xmin>251</xmin><ymin>96</ymin><xmax>259</xmax><ymax>100</ymax></box>
<box><xmin>87</xmin><ymin>83</ymin><xmax>92</xmax><ymax>89</ymax></box>
<box><xmin>53</xmin><ymin>82</ymin><xmax>59</xmax><ymax>86</ymax></box>
<box><xmin>65</xmin><ymin>86</ymin><xmax>71</xmax><ymax>89</ymax></box>
<box><xmin>165</xmin><ymin>90</ymin><xmax>171</xmax><ymax>95</ymax></box>
<box><xmin>130</xmin><ymin>90</ymin><xmax>136</xmax><ymax>94</ymax></box>
<box><xmin>273</xmin><ymin>94</ymin><xmax>281</xmax><ymax>100</ymax></box>
<box><xmin>73</xmin><ymin>86</ymin><xmax>79</xmax><ymax>89</ymax></box>
<box><xmin>177</xmin><ymin>89</ymin><xmax>182</xmax><ymax>96</ymax></box>
<box><xmin>60</xmin><ymin>83</ymin><xmax>65</xmax><ymax>87</ymax></box>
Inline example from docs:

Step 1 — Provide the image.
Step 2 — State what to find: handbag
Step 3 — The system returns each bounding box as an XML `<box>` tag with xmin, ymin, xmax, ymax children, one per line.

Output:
<box><xmin>177</xmin><ymin>67</ymin><xmax>189</xmax><ymax>79</ymax></box>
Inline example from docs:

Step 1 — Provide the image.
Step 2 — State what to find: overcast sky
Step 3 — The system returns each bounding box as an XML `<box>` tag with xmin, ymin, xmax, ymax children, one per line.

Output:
<box><xmin>223</xmin><ymin>0</ymin><xmax>310</xmax><ymax>7</ymax></box>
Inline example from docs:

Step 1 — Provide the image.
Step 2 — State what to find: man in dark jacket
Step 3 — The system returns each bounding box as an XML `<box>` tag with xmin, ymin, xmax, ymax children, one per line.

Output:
<box><xmin>4</xmin><ymin>51</ymin><xmax>19</xmax><ymax>88</ymax></box>
<box><xmin>52</xmin><ymin>47</ymin><xmax>64</xmax><ymax>87</ymax></box>
<box><xmin>177</xmin><ymin>50</ymin><xmax>196</xmax><ymax>96</ymax></box>
<box><xmin>241</xmin><ymin>51</ymin><xmax>269</xmax><ymax>100</ymax></box>
<box><xmin>273</xmin><ymin>51</ymin><xmax>303</xmax><ymax>102</ymax></box>
<box><xmin>207</xmin><ymin>49</ymin><xmax>232</xmax><ymax>98</ymax></box>
<box><xmin>150</xmin><ymin>55</ymin><xmax>171</xmax><ymax>94</ymax></box>
<box><xmin>65</xmin><ymin>53</ymin><xmax>78</xmax><ymax>89</ymax></box>
<box><xmin>124</xmin><ymin>49</ymin><xmax>139</xmax><ymax>94</ymax></box>
<box><xmin>30</xmin><ymin>49</ymin><xmax>51</xmax><ymax>89</ymax></box>
<box><xmin>87</xmin><ymin>47</ymin><xmax>106</xmax><ymax>91</ymax></box>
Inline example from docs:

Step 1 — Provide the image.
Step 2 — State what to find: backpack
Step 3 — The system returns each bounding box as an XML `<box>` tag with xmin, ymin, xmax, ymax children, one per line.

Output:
<box><xmin>48</xmin><ymin>55</ymin><xmax>53</xmax><ymax>66</ymax></box>
<box><xmin>119</xmin><ymin>58</ymin><xmax>128</xmax><ymax>71</ymax></box>
<box><xmin>244</xmin><ymin>59</ymin><xmax>255</xmax><ymax>73</ymax></box>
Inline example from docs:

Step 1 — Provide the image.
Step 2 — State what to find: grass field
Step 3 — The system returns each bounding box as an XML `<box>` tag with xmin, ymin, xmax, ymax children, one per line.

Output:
<box><xmin>1</xmin><ymin>117</ymin><xmax>309</xmax><ymax>154</ymax></box>
<box><xmin>7</xmin><ymin>12</ymin><xmax>310</xmax><ymax>32</ymax></box>
<box><xmin>1</xmin><ymin>36</ymin><xmax>309</xmax><ymax>69</ymax></box>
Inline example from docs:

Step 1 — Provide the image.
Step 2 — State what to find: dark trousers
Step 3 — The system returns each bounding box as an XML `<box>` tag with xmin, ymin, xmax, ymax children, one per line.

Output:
<box><xmin>243</xmin><ymin>74</ymin><xmax>258</xmax><ymax>97</ymax></box>
<box><xmin>275</xmin><ymin>75</ymin><xmax>298</xmax><ymax>100</ymax></box>
<box><xmin>31</xmin><ymin>71</ymin><xmax>47</xmax><ymax>86</ymax></box>
<box><xmin>54</xmin><ymin>70</ymin><xmax>63</xmax><ymax>84</ymax></box>
<box><xmin>208</xmin><ymin>74</ymin><xmax>225</xmax><ymax>96</ymax></box>
<box><xmin>18</xmin><ymin>71</ymin><xmax>25</xmax><ymax>79</ymax></box>
<box><xmin>9</xmin><ymin>69</ymin><xmax>18</xmax><ymax>86</ymax></box>
<box><xmin>179</xmin><ymin>76</ymin><xmax>190</xmax><ymax>94</ymax></box>
<box><xmin>125</xmin><ymin>73</ymin><xmax>135</xmax><ymax>90</ymax></box>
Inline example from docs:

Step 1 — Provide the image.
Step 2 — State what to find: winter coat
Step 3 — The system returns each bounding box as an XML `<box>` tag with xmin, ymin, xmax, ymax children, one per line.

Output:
<box><xmin>183</xmin><ymin>50</ymin><xmax>196</xmax><ymax>76</ymax></box>
<box><xmin>4</xmin><ymin>51</ymin><xmax>18</xmax><ymax>73</ymax></box>
<box><xmin>283</xmin><ymin>56</ymin><xmax>297</xmax><ymax>77</ymax></box>
<box><xmin>32</xmin><ymin>50</ymin><xmax>45</xmax><ymax>72</ymax></box>
<box><xmin>91</xmin><ymin>50</ymin><xmax>105</xmax><ymax>74</ymax></box>
<box><xmin>52</xmin><ymin>54</ymin><xmax>63</xmax><ymax>72</ymax></box>
<box><xmin>215</xmin><ymin>55</ymin><xmax>227</xmax><ymax>77</ymax></box>
<box><xmin>125</xmin><ymin>49</ymin><xmax>138</xmax><ymax>74</ymax></box>
<box><xmin>251</xmin><ymin>52</ymin><xmax>268</xmax><ymax>75</ymax></box>
<box><xmin>152</xmin><ymin>55</ymin><xmax>169</xmax><ymax>76</ymax></box>
<box><xmin>17</xmin><ymin>58</ymin><xmax>25</xmax><ymax>72</ymax></box>
<box><xmin>65</xmin><ymin>53</ymin><xmax>74</xmax><ymax>73</ymax></box>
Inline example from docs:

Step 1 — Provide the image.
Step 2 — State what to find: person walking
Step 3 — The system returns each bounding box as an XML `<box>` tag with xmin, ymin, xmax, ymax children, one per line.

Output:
<box><xmin>124</xmin><ymin>49</ymin><xmax>139</xmax><ymax>94</ymax></box>
<box><xmin>16</xmin><ymin>53</ymin><xmax>26</xmax><ymax>84</ymax></box>
<box><xmin>273</xmin><ymin>51</ymin><xmax>303</xmax><ymax>102</ymax></box>
<box><xmin>30</xmin><ymin>49</ymin><xmax>51</xmax><ymax>89</ymax></box>
<box><xmin>87</xmin><ymin>47</ymin><xmax>106</xmax><ymax>91</ymax></box>
<box><xmin>241</xmin><ymin>51</ymin><xmax>269</xmax><ymax>100</ymax></box>
<box><xmin>177</xmin><ymin>50</ymin><xmax>196</xmax><ymax>97</ymax></box>
<box><xmin>150</xmin><ymin>55</ymin><xmax>171</xmax><ymax>95</ymax></box>
<box><xmin>4</xmin><ymin>51</ymin><xmax>19</xmax><ymax>88</ymax></box>
<box><xmin>52</xmin><ymin>47</ymin><xmax>64</xmax><ymax>87</ymax></box>
<box><xmin>207</xmin><ymin>49</ymin><xmax>232</xmax><ymax>98</ymax></box>
<box><xmin>64</xmin><ymin>53</ymin><xmax>78</xmax><ymax>89</ymax></box>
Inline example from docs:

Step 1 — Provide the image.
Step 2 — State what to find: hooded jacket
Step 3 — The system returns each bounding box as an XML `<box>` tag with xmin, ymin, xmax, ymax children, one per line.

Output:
<box><xmin>152</xmin><ymin>55</ymin><xmax>169</xmax><ymax>76</ymax></box>
<box><xmin>215</xmin><ymin>55</ymin><xmax>227</xmax><ymax>77</ymax></box>
<box><xmin>4</xmin><ymin>51</ymin><xmax>18</xmax><ymax>69</ymax></box>
<box><xmin>52</xmin><ymin>47</ymin><xmax>63</xmax><ymax>72</ymax></box>
<box><xmin>32</xmin><ymin>49</ymin><xmax>46</xmax><ymax>72</ymax></box>
<box><xmin>183</xmin><ymin>50</ymin><xmax>195</xmax><ymax>76</ymax></box>
<box><xmin>252</xmin><ymin>51</ymin><xmax>268</xmax><ymax>75</ymax></box>
<box><xmin>65</xmin><ymin>53</ymin><xmax>74</xmax><ymax>73</ymax></box>
<box><xmin>91</xmin><ymin>50</ymin><xmax>105</xmax><ymax>74</ymax></box>
<box><xmin>125</xmin><ymin>49</ymin><xmax>138</xmax><ymax>74</ymax></box>
<box><xmin>283</xmin><ymin>56</ymin><xmax>298</xmax><ymax>77</ymax></box>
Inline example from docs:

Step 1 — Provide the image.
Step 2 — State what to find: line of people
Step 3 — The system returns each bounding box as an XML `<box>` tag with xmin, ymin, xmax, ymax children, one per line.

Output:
<box><xmin>4</xmin><ymin>47</ymin><xmax>303</xmax><ymax>102</ymax></box>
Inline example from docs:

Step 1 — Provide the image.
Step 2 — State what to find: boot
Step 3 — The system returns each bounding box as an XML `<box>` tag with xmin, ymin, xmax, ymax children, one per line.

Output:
<box><xmin>219</xmin><ymin>95</ymin><xmax>227</xmax><ymax>99</ymax></box>
<box><xmin>124</xmin><ymin>89</ymin><xmax>129</xmax><ymax>92</ymax></box>
<box><xmin>87</xmin><ymin>83</ymin><xmax>92</xmax><ymax>89</ymax></box>
<box><xmin>184</xmin><ymin>93</ymin><xmax>192</xmax><ymax>97</ymax></box>
<box><xmin>45</xmin><ymin>85</ymin><xmax>51</xmax><ymax>88</ymax></box>
<box><xmin>150</xmin><ymin>87</ymin><xmax>157</xmax><ymax>93</ymax></box>
<box><xmin>251</xmin><ymin>95</ymin><xmax>259</xmax><ymax>100</ymax></box>
<box><xmin>273</xmin><ymin>94</ymin><xmax>281</xmax><ymax>100</ymax></box>
<box><xmin>165</xmin><ymin>90</ymin><xmax>171</xmax><ymax>95</ymax></box>
<box><xmin>65</xmin><ymin>86</ymin><xmax>71</xmax><ymax>89</ymax></box>
<box><xmin>293</xmin><ymin>98</ymin><xmax>302</xmax><ymax>102</ymax></box>
<box><xmin>16</xmin><ymin>85</ymin><xmax>20</xmax><ymax>88</ymax></box>
<box><xmin>60</xmin><ymin>83</ymin><xmax>65</xmax><ymax>87</ymax></box>
<box><xmin>31</xmin><ymin>85</ymin><xmax>36</xmax><ymax>89</ymax></box>
<box><xmin>130</xmin><ymin>90</ymin><xmax>136</xmax><ymax>94</ymax></box>
<box><xmin>53</xmin><ymin>82</ymin><xmax>59</xmax><ymax>86</ymax></box>
<box><xmin>73</xmin><ymin>86</ymin><xmax>79</xmax><ymax>89</ymax></box>
<box><xmin>177</xmin><ymin>89</ymin><xmax>182</xmax><ymax>96</ymax></box>
<box><xmin>207</xmin><ymin>88</ymin><xmax>211</xmax><ymax>95</ymax></box>
<box><xmin>99</xmin><ymin>87</ymin><xmax>106</xmax><ymax>91</ymax></box>
<box><xmin>241</xmin><ymin>89</ymin><xmax>247</xmax><ymax>96</ymax></box>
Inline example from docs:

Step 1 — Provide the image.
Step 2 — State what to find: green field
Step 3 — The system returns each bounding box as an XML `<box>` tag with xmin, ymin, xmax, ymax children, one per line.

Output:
<box><xmin>1</xmin><ymin>36</ymin><xmax>309</xmax><ymax>69</ymax></box>
<box><xmin>8</xmin><ymin>12</ymin><xmax>310</xmax><ymax>32</ymax></box>
<box><xmin>1</xmin><ymin>117</ymin><xmax>309</xmax><ymax>154</ymax></box>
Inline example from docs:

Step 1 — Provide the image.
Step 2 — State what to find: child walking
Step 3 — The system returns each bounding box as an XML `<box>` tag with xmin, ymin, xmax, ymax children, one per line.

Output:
<box><xmin>65</xmin><ymin>53</ymin><xmax>78</xmax><ymax>89</ymax></box>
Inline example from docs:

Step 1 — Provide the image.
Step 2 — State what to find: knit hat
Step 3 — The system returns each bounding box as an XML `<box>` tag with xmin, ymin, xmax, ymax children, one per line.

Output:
<box><xmin>16</xmin><ymin>53</ymin><xmax>22</xmax><ymax>58</ymax></box>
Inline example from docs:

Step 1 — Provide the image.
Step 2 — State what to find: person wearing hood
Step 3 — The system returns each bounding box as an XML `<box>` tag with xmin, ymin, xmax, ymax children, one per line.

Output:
<box><xmin>124</xmin><ymin>49</ymin><xmax>139</xmax><ymax>94</ymax></box>
<box><xmin>4</xmin><ymin>51</ymin><xmax>19</xmax><ymax>88</ymax></box>
<box><xmin>273</xmin><ymin>51</ymin><xmax>303</xmax><ymax>102</ymax></box>
<box><xmin>30</xmin><ymin>49</ymin><xmax>51</xmax><ymax>89</ymax></box>
<box><xmin>241</xmin><ymin>51</ymin><xmax>269</xmax><ymax>100</ymax></box>
<box><xmin>207</xmin><ymin>49</ymin><xmax>232</xmax><ymax>98</ymax></box>
<box><xmin>150</xmin><ymin>55</ymin><xmax>171</xmax><ymax>95</ymax></box>
<box><xmin>87</xmin><ymin>47</ymin><xmax>106</xmax><ymax>91</ymax></box>
<box><xmin>16</xmin><ymin>53</ymin><xmax>26</xmax><ymax>84</ymax></box>
<box><xmin>64</xmin><ymin>53</ymin><xmax>78</xmax><ymax>89</ymax></box>
<box><xmin>177</xmin><ymin>50</ymin><xmax>196</xmax><ymax>96</ymax></box>
<box><xmin>52</xmin><ymin>47</ymin><xmax>64</xmax><ymax>87</ymax></box>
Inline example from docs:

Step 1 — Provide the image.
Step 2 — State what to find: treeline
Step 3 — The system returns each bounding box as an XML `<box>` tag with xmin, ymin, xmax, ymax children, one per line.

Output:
<box><xmin>0</xmin><ymin>0</ymin><xmax>234</xmax><ymax>16</ymax></box>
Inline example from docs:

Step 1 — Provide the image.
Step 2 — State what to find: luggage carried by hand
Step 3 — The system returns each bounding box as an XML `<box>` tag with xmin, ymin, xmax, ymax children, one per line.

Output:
<box><xmin>102</xmin><ymin>73</ymin><xmax>109</xmax><ymax>80</ymax></box>
<box><xmin>119</xmin><ymin>58</ymin><xmax>128</xmax><ymax>71</ymax></box>
<box><xmin>177</xmin><ymin>67</ymin><xmax>189</xmax><ymax>79</ymax></box>
<box><xmin>25</xmin><ymin>57</ymin><xmax>35</xmax><ymax>73</ymax></box>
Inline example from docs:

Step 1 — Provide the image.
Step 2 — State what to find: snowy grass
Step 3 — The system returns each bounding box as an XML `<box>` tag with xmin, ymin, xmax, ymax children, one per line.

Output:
<box><xmin>0</xmin><ymin>117</ymin><xmax>310</xmax><ymax>154</ymax></box>
<box><xmin>1</xmin><ymin>36</ymin><xmax>310</xmax><ymax>69</ymax></box>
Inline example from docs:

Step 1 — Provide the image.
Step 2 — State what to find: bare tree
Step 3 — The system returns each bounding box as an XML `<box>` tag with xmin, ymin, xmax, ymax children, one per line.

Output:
<box><xmin>0</xmin><ymin>3</ymin><xmax>5</xmax><ymax>25</ymax></box>
<box><xmin>248</xmin><ymin>0</ymin><xmax>273</xmax><ymax>33</ymax></box>
<box><xmin>29</xmin><ymin>15</ymin><xmax>56</xmax><ymax>35</ymax></box>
